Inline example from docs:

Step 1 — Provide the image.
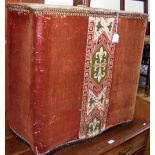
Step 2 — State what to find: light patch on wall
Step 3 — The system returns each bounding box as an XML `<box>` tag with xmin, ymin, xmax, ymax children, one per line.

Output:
<box><xmin>45</xmin><ymin>0</ymin><xmax>72</xmax><ymax>5</ymax></box>
<box><xmin>148</xmin><ymin>0</ymin><xmax>150</xmax><ymax>21</ymax></box>
<box><xmin>91</xmin><ymin>0</ymin><xmax>120</xmax><ymax>10</ymax></box>
<box><xmin>125</xmin><ymin>0</ymin><xmax>144</xmax><ymax>13</ymax></box>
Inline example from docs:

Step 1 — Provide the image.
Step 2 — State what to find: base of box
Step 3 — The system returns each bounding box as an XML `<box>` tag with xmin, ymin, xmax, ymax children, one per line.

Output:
<box><xmin>9</xmin><ymin>120</ymin><xmax>132</xmax><ymax>155</ymax></box>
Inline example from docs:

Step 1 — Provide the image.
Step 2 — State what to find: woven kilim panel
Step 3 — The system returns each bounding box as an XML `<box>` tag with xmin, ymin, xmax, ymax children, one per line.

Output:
<box><xmin>6</xmin><ymin>3</ymin><xmax>147</xmax><ymax>154</ymax></box>
<box><xmin>79</xmin><ymin>17</ymin><xmax>117</xmax><ymax>138</ymax></box>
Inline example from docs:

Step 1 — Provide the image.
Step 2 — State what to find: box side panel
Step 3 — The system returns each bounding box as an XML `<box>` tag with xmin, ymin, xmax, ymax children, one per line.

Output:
<box><xmin>32</xmin><ymin>15</ymin><xmax>88</xmax><ymax>153</ymax></box>
<box><xmin>7</xmin><ymin>11</ymin><xmax>34</xmax><ymax>145</ymax></box>
<box><xmin>106</xmin><ymin>18</ymin><xmax>147</xmax><ymax>128</ymax></box>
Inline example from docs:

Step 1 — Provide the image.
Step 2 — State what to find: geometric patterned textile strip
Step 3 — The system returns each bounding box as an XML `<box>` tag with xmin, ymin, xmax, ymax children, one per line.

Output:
<box><xmin>79</xmin><ymin>16</ymin><xmax>118</xmax><ymax>138</ymax></box>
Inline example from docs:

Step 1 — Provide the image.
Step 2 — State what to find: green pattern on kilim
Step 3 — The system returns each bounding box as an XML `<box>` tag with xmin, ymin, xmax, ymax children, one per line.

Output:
<box><xmin>96</xmin><ymin>21</ymin><xmax>103</xmax><ymax>31</ymax></box>
<box><xmin>91</xmin><ymin>45</ymin><xmax>109</xmax><ymax>84</ymax></box>
<box><xmin>86</xmin><ymin>117</ymin><xmax>101</xmax><ymax>137</ymax></box>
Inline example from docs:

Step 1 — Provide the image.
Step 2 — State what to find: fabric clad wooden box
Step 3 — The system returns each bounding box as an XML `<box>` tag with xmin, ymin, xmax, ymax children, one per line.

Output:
<box><xmin>6</xmin><ymin>3</ymin><xmax>147</xmax><ymax>154</ymax></box>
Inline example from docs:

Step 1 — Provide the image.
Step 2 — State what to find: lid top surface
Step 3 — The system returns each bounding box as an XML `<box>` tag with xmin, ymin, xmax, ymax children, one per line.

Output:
<box><xmin>7</xmin><ymin>3</ymin><xmax>148</xmax><ymax>18</ymax></box>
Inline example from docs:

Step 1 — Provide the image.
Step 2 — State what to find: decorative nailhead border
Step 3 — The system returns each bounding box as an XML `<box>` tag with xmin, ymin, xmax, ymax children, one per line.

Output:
<box><xmin>7</xmin><ymin>4</ymin><xmax>148</xmax><ymax>19</ymax></box>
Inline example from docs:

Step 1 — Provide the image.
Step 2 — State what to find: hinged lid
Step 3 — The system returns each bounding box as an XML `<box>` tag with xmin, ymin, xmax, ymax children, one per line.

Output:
<box><xmin>7</xmin><ymin>3</ymin><xmax>148</xmax><ymax>19</ymax></box>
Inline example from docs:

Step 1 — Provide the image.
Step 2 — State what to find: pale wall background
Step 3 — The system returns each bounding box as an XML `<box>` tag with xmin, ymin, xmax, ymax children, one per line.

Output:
<box><xmin>45</xmin><ymin>0</ymin><xmax>150</xmax><ymax>17</ymax></box>
<box><xmin>91</xmin><ymin>0</ymin><xmax>120</xmax><ymax>10</ymax></box>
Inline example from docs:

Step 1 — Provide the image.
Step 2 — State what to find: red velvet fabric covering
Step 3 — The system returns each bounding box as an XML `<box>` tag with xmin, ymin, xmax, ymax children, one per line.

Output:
<box><xmin>6</xmin><ymin>3</ymin><xmax>147</xmax><ymax>154</ymax></box>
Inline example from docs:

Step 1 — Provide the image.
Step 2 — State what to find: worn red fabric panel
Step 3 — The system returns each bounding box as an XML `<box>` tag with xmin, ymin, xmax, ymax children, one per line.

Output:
<box><xmin>7</xmin><ymin>11</ymin><xmax>34</xmax><ymax>145</ymax></box>
<box><xmin>7</xmin><ymin>10</ymin><xmax>88</xmax><ymax>153</ymax></box>
<box><xmin>31</xmin><ymin>15</ymin><xmax>88</xmax><ymax>152</ymax></box>
<box><xmin>106</xmin><ymin>18</ymin><xmax>147</xmax><ymax>128</ymax></box>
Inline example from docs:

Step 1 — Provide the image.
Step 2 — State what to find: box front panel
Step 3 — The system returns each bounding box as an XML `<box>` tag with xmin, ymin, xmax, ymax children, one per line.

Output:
<box><xmin>7</xmin><ymin>4</ymin><xmax>147</xmax><ymax>154</ymax></box>
<box><xmin>32</xmin><ymin>14</ymin><xmax>89</xmax><ymax>153</ymax></box>
<box><xmin>106</xmin><ymin>18</ymin><xmax>147</xmax><ymax>128</ymax></box>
